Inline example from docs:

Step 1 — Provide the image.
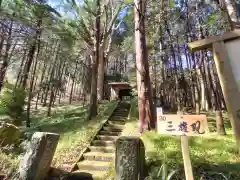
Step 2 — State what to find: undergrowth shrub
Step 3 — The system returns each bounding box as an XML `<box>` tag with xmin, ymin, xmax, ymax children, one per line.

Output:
<box><xmin>0</xmin><ymin>83</ymin><xmax>26</xmax><ymax>122</ymax></box>
<box><xmin>145</xmin><ymin>160</ymin><xmax>180</xmax><ymax>180</ymax></box>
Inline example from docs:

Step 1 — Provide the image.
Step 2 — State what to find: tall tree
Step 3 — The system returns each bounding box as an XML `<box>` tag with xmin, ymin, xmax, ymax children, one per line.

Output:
<box><xmin>134</xmin><ymin>0</ymin><xmax>156</xmax><ymax>133</ymax></box>
<box><xmin>87</xmin><ymin>0</ymin><xmax>101</xmax><ymax>120</ymax></box>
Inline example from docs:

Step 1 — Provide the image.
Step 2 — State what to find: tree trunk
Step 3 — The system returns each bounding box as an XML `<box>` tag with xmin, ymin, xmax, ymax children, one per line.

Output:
<box><xmin>216</xmin><ymin>110</ymin><xmax>226</xmax><ymax>135</ymax></box>
<box><xmin>223</xmin><ymin>0</ymin><xmax>239</xmax><ymax>29</ymax></box>
<box><xmin>26</xmin><ymin>40</ymin><xmax>41</xmax><ymax>127</ymax></box>
<box><xmin>165</xmin><ymin>22</ymin><xmax>181</xmax><ymax>112</ymax></box>
<box><xmin>35</xmin><ymin>61</ymin><xmax>47</xmax><ymax>109</ymax></box>
<box><xmin>87</xmin><ymin>0</ymin><xmax>101</xmax><ymax>120</ymax></box>
<box><xmin>192</xmin><ymin>53</ymin><xmax>201</xmax><ymax>114</ymax></box>
<box><xmin>134</xmin><ymin>0</ymin><xmax>156</xmax><ymax>133</ymax></box>
<box><xmin>97</xmin><ymin>50</ymin><xmax>105</xmax><ymax>101</ymax></box>
<box><xmin>43</xmin><ymin>42</ymin><xmax>59</xmax><ymax>106</ymax></box>
<box><xmin>88</xmin><ymin>55</ymin><xmax>99</xmax><ymax>119</ymax></box>
<box><xmin>15</xmin><ymin>49</ymin><xmax>27</xmax><ymax>88</ymax></box>
<box><xmin>47</xmin><ymin>89</ymin><xmax>54</xmax><ymax>116</ymax></box>
<box><xmin>0</xmin><ymin>19</ymin><xmax>13</xmax><ymax>91</ymax></box>
<box><xmin>21</xmin><ymin>19</ymin><xmax>42</xmax><ymax>90</ymax></box>
<box><xmin>209</xmin><ymin>63</ymin><xmax>226</xmax><ymax>135</ymax></box>
<box><xmin>69</xmin><ymin>62</ymin><xmax>78</xmax><ymax>104</ymax></box>
<box><xmin>202</xmin><ymin>52</ymin><xmax>212</xmax><ymax>110</ymax></box>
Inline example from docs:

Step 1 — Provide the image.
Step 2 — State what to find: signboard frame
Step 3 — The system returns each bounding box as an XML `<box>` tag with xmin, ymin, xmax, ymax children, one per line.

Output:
<box><xmin>188</xmin><ymin>30</ymin><xmax>240</xmax><ymax>145</ymax></box>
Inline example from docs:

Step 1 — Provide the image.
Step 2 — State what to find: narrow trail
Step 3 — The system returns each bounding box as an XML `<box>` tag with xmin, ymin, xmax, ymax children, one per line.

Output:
<box><xmin>67</xmin><ymin>101</ymin><xmax>130</xmax><ymax>180</ymax></box>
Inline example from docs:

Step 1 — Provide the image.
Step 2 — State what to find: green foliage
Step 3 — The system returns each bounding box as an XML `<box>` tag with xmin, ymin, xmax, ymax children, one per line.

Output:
<box><xmin>146</xmin><ymin>162</ymin><xmax>178</xmax><ymax>180</ymax></box>
<box><xmin>169</xmin><ymin>0</ymin><xmax>176</xmax><ymax>8</ymax></box>
<box><xmin>207</xmin><ymin>13</ymin><xmax>217</xmax><ymax>25</ymax></box>
<box><xmin>0</xmin><ymin>83</ymin><xmax>26</xmax><ymax>120</ymax></box>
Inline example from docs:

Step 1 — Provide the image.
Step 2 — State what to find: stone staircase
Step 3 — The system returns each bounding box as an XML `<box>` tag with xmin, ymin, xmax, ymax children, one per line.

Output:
<box><xmin>70</xmin><ymin>101</ymin><xmax>130</xmax><ymax>180</ymax></box>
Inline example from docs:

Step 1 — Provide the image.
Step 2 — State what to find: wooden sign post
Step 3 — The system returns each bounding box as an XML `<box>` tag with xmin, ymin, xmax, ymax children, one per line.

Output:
<box><xmin>188</xmin><ymin>30</ymin><xmax>240</xmax><ymax>145</ymax></box>
<box><xmin>181</xmin><ymin>135</ymin><xmax>193</xmax><ymax>180</ymax></box>
<box><xmin>157</xmin><ymin>114</ymin><xmax>209</xmax><ymax>180</ymax></box>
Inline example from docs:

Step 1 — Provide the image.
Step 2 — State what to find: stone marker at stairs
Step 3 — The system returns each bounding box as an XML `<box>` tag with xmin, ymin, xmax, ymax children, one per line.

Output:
<box><xmin>115</xmin><ymin>136</ymin><xmax>146</xmax><ymax>180</ymax></box>
<box><xmin>18</xmin><ymin>132</ymin><xmax>60</xmax><ymax>180</ymax></box>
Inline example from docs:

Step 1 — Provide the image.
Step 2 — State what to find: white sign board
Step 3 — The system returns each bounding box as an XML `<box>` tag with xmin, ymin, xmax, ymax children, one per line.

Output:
<box><xmin>225</xmin><ymin>39</ymin><xmax>240</xmax><ymax>90</ymax></box>
<box><xmin>157</xmin><ymin>115</ymin><xmax>209</xmax><ymax>136</ymax></box>
<box><xmin>156</xmin><ymin>107</ymin><xmax>163</xmax><ymax>116</ymax></box>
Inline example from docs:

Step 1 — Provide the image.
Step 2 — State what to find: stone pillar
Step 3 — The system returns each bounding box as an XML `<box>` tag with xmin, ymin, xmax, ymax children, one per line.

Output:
<box><xmin>115</xmin><ymin>136</ymin><xmax>146</xmax><ymax>180</ymax></box>
<box><xmin>19</xmin><ymin>132</ymin><xmax>60</xmax><ymax>180</ymax></box>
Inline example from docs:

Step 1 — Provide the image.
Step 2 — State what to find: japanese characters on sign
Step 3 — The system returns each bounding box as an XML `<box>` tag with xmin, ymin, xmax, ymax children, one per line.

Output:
<box><xmin>157</xmin><ymin>115</ymin><xmax>209</xmax><ymax>136</ymax></box>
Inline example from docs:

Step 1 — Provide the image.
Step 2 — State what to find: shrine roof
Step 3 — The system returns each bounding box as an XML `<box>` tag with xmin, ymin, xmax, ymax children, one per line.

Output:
<box><xmin>108</xmin><ymin>82</ymin><xmax>131</xmax><ymax>87</ymax></box>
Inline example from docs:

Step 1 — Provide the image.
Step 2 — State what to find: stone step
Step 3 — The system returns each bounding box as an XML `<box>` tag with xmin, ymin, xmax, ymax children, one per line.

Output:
<box><xmin>114</xmin><ymin>108</ymin><xmax>128</xmax><ymax>111</ymax></box>
<box><xmin>108</xmin><ymin>120</ymin><xmax>125</xmax><ymax>125</ymax></box>
<box><xmin>98</xmin><ymin>130</ymin><xmax>120</xmax><ymax>136</ymax></box>
<box><xmin>109</xmin><ymin>117</ymin><xmax>127</xmax><ymax>121</ymax></box>
<box><xmin>92</xmin><ymin>140</ymin><xmax>115</xmax><ymax>146</ymax></box>
<box><xmin>97</xmin><ymin>135</ymin><xmax>118</xmax><ymax>141</ymax></box>
<box><xmin>112</xmin><ymin>112</ymin><xmax>129</xmax><ymax>115</ymax></box>
<box><xmin>71</xmin><ymin>169</ymin><xmax>107</xmax><ymax>180</ymax></box>
<box><xmin>105</xmin><ymin>124</ymin><xmax>125</xmax><ymax>129</ymax></box>
<box><xmin>77</xmin><ymin>160</ymin><xmax>111</xmax><ymax>171</ymax></box>
<box><xmin>89</xmin><ymin>146</ymin><xmax>115</xmax><ymax>153</ymax></box>
<box><xmin>112</xmin><ymin>115</ymin><xmax>128</xmax><ymax>118</ymax></box>
<box><xmin>110</xmin><ymin>115</ymin><xmax>128</xmax><ymax>119</ymax></box>
<box><xmin>113</xmin><ymin>114</ymin><xmax>127</xmax><ymax>116</ymax></box>
<box><xmin>114</xmin><ymin>110</ymin><xmax>128</xmax><ymax>113</ymax></box>
<box><xmin>103</xmin><ymin>126</ymin><xmax>123</xmax><ymax>132</ymax></box>
<box><xmin>83</xmin><ymin>151</ymin><xmax>114</xmax><ymax>162</ymax></box>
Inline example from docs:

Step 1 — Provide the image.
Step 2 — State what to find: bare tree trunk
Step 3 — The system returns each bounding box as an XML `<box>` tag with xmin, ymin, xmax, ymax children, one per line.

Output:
<box><xmin>134</xmin><ymin>0</ymin><xmax>156</xmax><ymax>133</ymax></box>
<box><xmin>15</xmin><ymin>50</ymin><xmax>27</xmax><ymax>88</ymax></box>
<box><xmin>209</xmin><ymin>63</ymin><xmax>226</xmax><ymax>135</ymax></box>
<box><xmin>0</xmin><ymin>19</ymin><xmax>13</xmax><ymax>91</ymax></box>
<box><xmin>42</xmin><ymin>63</ymin><xmax>52</xmax><ymax>105</ymax></box>
<box><xmin>47</xmin><ymin>89</ymin><xmax>54</xmax><ymax>116</ymax></box>
<box><xmin>69</xmin><ymin>62</ymin><xmax>78</xmax><ymax>104</ymax></box>
<box><xmin>22</xmin><ymin>19</ymin><xmax>42</xmax><ymax>90</ymax></box>
<box><xmin>97</xmin><ymin>50</ymin><xmax>105</xmax><ymax>101</ymax></box>
<box><xmin>43</xmin><ymin>41</ymin><xmax>59</xmax><ymax>106</ymax></box>
<box><xmin>165</xmin><ymin>22</ymin><xmax>181</xmax><ymax>112</ymax></box>
<box><xmin>87</xmin><ymin>0</ymin><xmax>101</xmax><ymax>120</ymax></box>
<box><xmin>223</xmin><ymin>0</ymin><xmax>239</xmax><ymax>29</ymax></box>
<box><xmin>192</xmin><ymin>53</ymin><xmax>201</xmax><ymax>114</ymax></box>
<box><xmin>35</xmin><ymin>61</ymin><xmax>47</xmax><ymax>109</ymax></box>
<box><xmin>57</xmin><ymin>60</ymin><xmax>66</xmax><ymax>104</ymax></box>
<box><xmin>26</xmin><ymin>39</ymin><xmax>41</xmax><ymax>127</ymax></box>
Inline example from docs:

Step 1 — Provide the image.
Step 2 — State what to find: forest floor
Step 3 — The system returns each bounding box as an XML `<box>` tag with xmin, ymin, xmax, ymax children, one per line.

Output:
<box><xmin>122</xmin><ymin>99</ymin><xmax>240</xmax><ymax>180</ymax></box>
<box><xmin>0</xmin><ymin>100</ymin><xmax>118</xmax><ymax>177</ymax></box>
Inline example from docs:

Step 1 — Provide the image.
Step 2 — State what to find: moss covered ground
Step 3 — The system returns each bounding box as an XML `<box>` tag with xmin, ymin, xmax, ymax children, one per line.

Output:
<box><xmin>0</xmin><ymin>100</ymin><xmax>118</xmax><ymax>177</ymax></box>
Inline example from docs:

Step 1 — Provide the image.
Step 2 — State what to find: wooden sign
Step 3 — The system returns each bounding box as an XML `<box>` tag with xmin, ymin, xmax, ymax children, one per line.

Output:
<box><xmin>157</xmin><ymin>114</ymin><xmax>208</xmax><ymax>180</ymax></box>
<box><xmin>157</xmin><ymin>114</ymin><xmax>208</xmax><ymax>136</ymax></box>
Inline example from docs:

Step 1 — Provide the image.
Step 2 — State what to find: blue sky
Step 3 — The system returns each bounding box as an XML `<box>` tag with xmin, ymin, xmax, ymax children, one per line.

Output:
<box><xmin>48</xmin><ymin>0</ymin><xmax>129</xmax><ymax>20</ymax></box>
<box><xmin>48</xmin><ymin>0</ymin><xmax>77</xmax><ymax>18</ymax></box>
<box><xmin>48</xmin><ymin>0</ymin><xmax>63</xmax><ymax>7</ymax></box>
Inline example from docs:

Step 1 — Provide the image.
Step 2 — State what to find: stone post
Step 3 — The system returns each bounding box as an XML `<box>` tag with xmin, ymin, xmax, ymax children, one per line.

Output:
<box><xmin>19</xmin><ymin>132</ymin><xmax>60</xmax><ymax>180</ymax></box>
<box><xmin>115</xmin><ymin>136</ymin><xmax>146</xmax><ymax>180</ymax></box>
